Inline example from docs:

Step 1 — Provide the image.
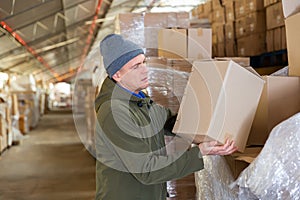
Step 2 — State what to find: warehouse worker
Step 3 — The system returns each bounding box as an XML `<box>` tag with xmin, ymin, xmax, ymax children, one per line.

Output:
<box><xmin>94</xmin><ymin>33</ymin><xmax>237</xmax><ymax>200</ymax></box>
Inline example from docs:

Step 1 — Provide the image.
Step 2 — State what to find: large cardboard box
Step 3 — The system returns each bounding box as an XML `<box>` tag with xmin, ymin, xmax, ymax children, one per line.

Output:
<box><xmin>266</xmin><ymin>2</ymin><xmax>285</xmax><ymax>30</ymax></box>
<box><xmin>188</xmin><ymin>28</ymin><xmax>212</xmax><ymax>59</ymax></box>
<box><xmin>246</xmin><ymin>0</ymin><xmax>265</xmax><ymax>14</ymax></box>
<box><xmin>285</xmin><ymin>12</ymin><xmax>300</xmax><ymax>76</ymax></box>
<box><xmin>158</xmin><ymin>29</ymin><xmax>187</xmax><ymax>59</ymax></box>
<box><xmin>172</xmin><ymin>61</ymin><xmax>264</xmax><ymax>152</ymax></box>
<box><xmin>247</xmin><ymin>76</ymin><xmax>300</xmax><ymax>145</ymax></box>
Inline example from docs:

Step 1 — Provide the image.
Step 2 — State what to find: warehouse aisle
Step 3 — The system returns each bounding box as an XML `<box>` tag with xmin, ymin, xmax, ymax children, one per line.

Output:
<box><xmin>0</xmin><ymin>110</ymin><xmax>96</xmax><ymax>200</ymax></box>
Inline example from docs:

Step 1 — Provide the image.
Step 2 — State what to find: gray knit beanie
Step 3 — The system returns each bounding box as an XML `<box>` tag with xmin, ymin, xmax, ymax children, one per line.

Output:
<box><xmin>100</xmin><ymin>34</ymin><xmax>144</xmax><ymax>78</ymax></box>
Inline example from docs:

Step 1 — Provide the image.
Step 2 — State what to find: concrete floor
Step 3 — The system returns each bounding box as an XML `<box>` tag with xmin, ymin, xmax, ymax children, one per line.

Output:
<box><xmin>0</xmin><ymin>110</ymin><xmax>197</xmax><ymax>200</ymax></box>
<box><xmin>0</xmin><ymin>110</ymin><xmax>96</xmax><ymax>200</ymax></box>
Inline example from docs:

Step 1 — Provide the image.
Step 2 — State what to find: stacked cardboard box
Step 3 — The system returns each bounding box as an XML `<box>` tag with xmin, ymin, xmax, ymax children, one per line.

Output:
<box><xmin>157</xmin><ymin>28</ymin><xmax>212</xmax><ymax>60</ymax></box>
<box><xmin>235</xmin><ymin>0</ymin><xmax>266</xmax><ymax>56</ymax></box>
<box><xmin>172</xmin><ymin>60</ymin><xmax>265</xmax><ymax>152</ymax></box>
<box><xmin>224</xmin><ymin>0</ymin><xmax>237</xmax><ymax>56</ymax></box>
<box><xmin>211</xmin><ymin>0</ymin><xmax>225</xmax><ymax>57</ymax></box>
<box><xmin>265</xmin><ymin>1</ymin><xmax>286</xmax><ymax>52</ymax></box>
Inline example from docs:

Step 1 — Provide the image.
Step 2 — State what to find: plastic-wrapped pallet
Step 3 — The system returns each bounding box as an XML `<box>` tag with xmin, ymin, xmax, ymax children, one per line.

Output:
<box><xmin>233</xmin><ymin>112</ymin><xmax>300</xmax><ymax>199</ymax></box>
<box><xmin>195</xmin><ymin>155</ymin><xmax>238</xmax><ymax>199</ymax></box>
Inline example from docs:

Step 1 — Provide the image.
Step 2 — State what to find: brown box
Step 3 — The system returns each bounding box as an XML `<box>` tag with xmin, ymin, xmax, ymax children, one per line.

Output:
<box><xmin>212</xmin><ymin>0</ymin><xmax>222</xmax><ymax>10</ymax></box>
<box><xmin>235</xmin><ymin>0</ymin><xmax>246</xmax><ymax>19</ymax></box>
<box><xmin>224</xmin><ymin>1</ymin><xmax>235</xmax><ymax>22</ymax></box>
<box><xmin>199</xmin><ymin>1</ymin><xmax>213</xmax><ymax>20</ymax></box>
<box><xmin>237</xmin><ymin>33</ymin><xmax>266</xmax><ymax>56</ymax></box>
<box><xmin>274</xmin><ymin>27</ymin><xmax>282</xmax><ymax>50</ymax></box>
<box><xmin>281</xmin><ymin>26</ymin><xmax>286</xmax><ymax>49</ymax></box>
<box><xmin>212</xmin><ymin>23</ymin><xmax>225</xmax><ymax>43</ymax></box>
<box><xmin>216</xmin><ymin>42</ymin><xmax>225</xmax><ymax>57</ymax></box>
<box><xmin>158</xmin><ymin>29</ymin><xmax>187</xmax><ymax>59</ymax></box>
<box><xmin>247</xmin><ymin>76</ymin><xmax>300</xmax><ymax>145</ymax></box>
<box><xmin>19</xmin><ymin>114</ymin><xmax>29</xmax><ymax>135</ymax></box>
<box><xmin>144</xmin><ymin>12</ymin><xmax>190</xmax><ymax>28</ymax></box>
<box><xmin>172</xmin><ymin>61</ymin><xmax>264</xmax><ymax>152</ymax></box>
<box><xmin>246</xmin><ymin>0</ymin><xmax>265</xmax><ymax>14</ymax></box>
<box><xmin>285</xmin><ymin>12</ymin><xmax>300</xmax><ymax>76</ymax></box>
<box><xmin>266</xmin><ymin>2</ymin><xmax>285</xmax><ymax>30</ymax></box>
<box><xmin>225</xmin><ymin>39</ymin><xmax>237</xmax><ymax>57</ymax></box>
<box><xmin>266</xmin><ymin>29</ymin><xmax>274</xmax><ymax>52</ymax></box>
<box><xmin>264</xmin><ymin>0</ymin><xmax>280</xmax><ymax>7</ymax></box>
<box><xmin>236</xmin><ymin>0</ymin><xmax>265</xmax><ymax>18</ymax></box>
<box><xmin>213</xmin><ymin>6</ymin><xmax>225</xmax><ymax>23</ymax></box>
<box><xmin>225</xmin><ymin>22</ymin><xmax>235</xmax><ymax>40</ymax></box>
<box><xmin>188</xmin><ymin>28</ymin><xmax>212</xmax><ymax>59</ymax></box>
<box><xmin>225</xmin><ymin>147</ymin><xmax>262</xmax><ymax>179</ymax></box>
<box><xmin>235</xmin><ymin>11</ymin><xmax>266</xmax><ymax>38</ymax></box>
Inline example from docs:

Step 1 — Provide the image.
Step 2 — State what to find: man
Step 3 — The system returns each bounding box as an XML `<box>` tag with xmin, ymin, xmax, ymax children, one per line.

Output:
<box><xmin>94</xmin><ymin>34</ymin><xmax>237</xmax><ymax>200</ymax></box>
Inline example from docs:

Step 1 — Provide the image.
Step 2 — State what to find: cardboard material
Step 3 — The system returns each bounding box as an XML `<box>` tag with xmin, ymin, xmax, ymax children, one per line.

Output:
<box><xmin>224</xmin><ymin>1</ymin><xmax>235</xmax><ymax>22</ymax></box>
<box><xmin>266</xmin><ymin>2</ymin><xmax>285</xmax><ymax>30</ymax></box>
<box><xmin>237</xmin><ymin>33</ymin><xmax>266</xmax><ymax>56</ymax></box>
<box><xmin>172</xmin><ymin>61</ymin><xmax>264</xmax><ymax>152</ymax></box>
<box><xmin>247</xmin><ymin>76</ymin><xmax>300</xmax><ymax>145</ymax></box>
<box><xmin>225</xmin><ymin>39</ymin><xmax>237</xmax><ymax>57</ymax></box>
<box><xmin>158</xmin><ymin>29</ymin><xmax>187</xmax><ymax>59</ymax></box>
<box><xmin>235</xmin><ymin>11</ymin><xmax>266</xmax><ymax>38</ymax></box>
<box><xmin>158</xmin><ymin>28</ymin><xmax>212</xmax><ymax>59</ymax></box>
<box><xmin>188</xmin><ymin>28</ymin><xmax>212</xmax><ymax>59</ymax></box>
<box><xmin>285</xmin><ymin>12</ymin><xmax>300</xmax><ymax>76</ymax></box>
<box><xmin>225</xmin><ymin>147</ymin><xmax>262</xmax><ymax>179</ymax></box>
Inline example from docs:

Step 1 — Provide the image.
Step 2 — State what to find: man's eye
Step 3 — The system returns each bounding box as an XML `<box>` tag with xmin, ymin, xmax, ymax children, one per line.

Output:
<box><xmin>133</xmin><ymin>64</ymin><xmax>139</xmax><ymax>69</ymax></box>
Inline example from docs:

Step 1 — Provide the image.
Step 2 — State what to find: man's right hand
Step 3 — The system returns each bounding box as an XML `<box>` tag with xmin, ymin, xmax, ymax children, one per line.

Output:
<box><xmin>198</xmin><ymin>139</ymin><xmax>238</xmax><ymax>156</ymax></box>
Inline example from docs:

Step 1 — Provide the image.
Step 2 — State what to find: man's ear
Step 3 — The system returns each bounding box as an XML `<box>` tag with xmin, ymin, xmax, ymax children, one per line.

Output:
<box><xmin>112</xmin><ymin>71</ymin><xmax>121</xmax><ymax>82</ymax></box>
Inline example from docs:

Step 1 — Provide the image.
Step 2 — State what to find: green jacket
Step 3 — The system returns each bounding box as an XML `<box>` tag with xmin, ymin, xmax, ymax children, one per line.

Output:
<box><xmin>94</xmin><ymin>77</ymin><xmax>204</xmax><ymax>200</ymax></box>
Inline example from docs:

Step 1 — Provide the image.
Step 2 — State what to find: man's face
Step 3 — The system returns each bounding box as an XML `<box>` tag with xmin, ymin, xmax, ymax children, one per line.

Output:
<box><xmin>112</xmin><ymin>54</ymin><xmax>148</xmax><ymax>94</ymax></box>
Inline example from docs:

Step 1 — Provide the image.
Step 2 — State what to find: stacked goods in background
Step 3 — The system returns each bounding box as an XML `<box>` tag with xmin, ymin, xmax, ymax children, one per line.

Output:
<box><xmin>73</xmin><ymin>79</ymin><xmax>96</xmax><ymax>155</ymax></box>
<box><xmin>265</xmin><ymin>0</ymin><xmax>286</xmax><ymax>53</ymax></box>
<box><xmin>224</xmin><ymin>0</ymin><xmax>237</xmax><ymax>56</ymax></box>
<box><xmin>211</xmin><ymin>0</ymin><xmax>225</xmax><ymax>57</ymax></box>
<box><xmin>0</xmin><ymin>74</ymin><xmax>47</xmax><ymax>155</ymax></box>
<box><xmin>235</xmin><ymin>0</ymin><xmax>266</xmax><ymax>56</ymax></box>
<box><xmin>10</xmin><ymin>75</ymin><xmax>41</xmax><ymax>135</ymax></box>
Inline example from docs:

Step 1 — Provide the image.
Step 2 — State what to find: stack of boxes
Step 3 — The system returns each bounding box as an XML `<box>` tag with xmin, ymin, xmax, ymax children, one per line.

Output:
<box><xmin>194</xmin><ymin>0</ymin><xmax>288</xmax><ymax>58</ymax></box>
<box><xmin>265</xmin><ymin>1</ymin><xmax>286</xmax><ymax>52</ymax></box>
<box><xmin>235</xmin><ymin>0</ymin><xmax>266</xmax><ymax>56</ymax></box>
<box><xmin>211</xmin><ymin>0</ymin><xmax>225</xmax><ymax>57</ymax></box>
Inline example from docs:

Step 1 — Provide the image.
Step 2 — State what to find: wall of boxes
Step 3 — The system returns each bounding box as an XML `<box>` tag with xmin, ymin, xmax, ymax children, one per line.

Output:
<box><xmin>191</xmin><ymin>0</ymin><xmax>286</xmax><ymax>58</ymax></box>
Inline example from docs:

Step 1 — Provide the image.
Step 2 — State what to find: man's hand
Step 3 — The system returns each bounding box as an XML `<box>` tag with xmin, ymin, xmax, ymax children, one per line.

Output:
<box><xmin>198</xmin><ymin>139</ymin><xmax>238</xmax><ymax>156</ymax></box>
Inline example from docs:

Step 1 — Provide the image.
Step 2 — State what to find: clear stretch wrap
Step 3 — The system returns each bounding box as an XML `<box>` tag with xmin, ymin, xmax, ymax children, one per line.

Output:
<box><xmin>233</xmin><ymin>112</ymin><xmax>300</xmax><ymax>200</ymax></box>
<box><xmin>195</xmin><ymin>155</ymin><xmax>238</xmax><ymax>200</ymax></box>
